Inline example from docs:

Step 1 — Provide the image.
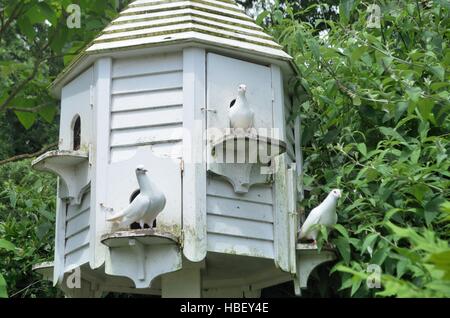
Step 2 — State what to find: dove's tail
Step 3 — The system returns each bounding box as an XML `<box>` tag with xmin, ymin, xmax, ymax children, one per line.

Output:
<box><xmin>106</xmin><ymin>210</ymin><xmax>126</xmax><ymax>222</ymax></box>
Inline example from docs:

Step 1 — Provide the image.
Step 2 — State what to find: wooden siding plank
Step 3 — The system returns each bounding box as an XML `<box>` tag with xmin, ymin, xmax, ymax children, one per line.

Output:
<box><xmin>206</xmin><ymin>177</ymin><xmax>273</xmax><ymax>205</ymax></box>
<box><xmin>66</xmin><ymin>210</ymin><xmax>90</xmax><ymax>237</ymax></box>
<box><xmin>65</xmin><ymin>228</ymin><xmax>90</xmax><ymax>254</ymax></box>
<box><xmin>112</xmin><ymin>52</ymin><xmax>182</xmax><ymax>78</ymax></box>
<box><xmin>207</xmin><ymin>214</ymin><xmax>274</xmax><ymax>241</ymax></box>
<box><xmin>206</xmin><ymin>195</ymin><xmax>273</xmax><ymax>223</ymax></box>
<box><xmin>110</xmin><ymin>125</ymin><xmax>183</xmax><ymax>147</ymax></box>
<box><xmin>65</xmin><ymin>247</ymin><xmax>90</xmax><ymax>272</ymax></box>
<box><xmin>111</xmin><ymin>106</ymin><xmax>183</xmax><ymax>130</ymax></box>
<box><xmin>112</xmin><ymin>71</ymin><xmax>182</xmax><ymax>95</ymax></box>
<box><xmin>207</xmin><ymin>233</ymin><xmax>274</xmax><ymax>259</ymax></box>
<box><xmin>110</xmin><ymin>141</ymin><xmax>183</xmax><ymax>162</ymax></box>
<box><xmin>112</xmin><ymin>89</ymin><xmax>183</xmax><ymax>112</ymax></box>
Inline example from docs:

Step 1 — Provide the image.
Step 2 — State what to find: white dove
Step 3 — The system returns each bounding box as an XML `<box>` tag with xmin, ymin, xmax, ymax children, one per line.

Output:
<box><xmin>298</xmin><ymin>189</ymin><xmax>342</xmax><ymax>242</ymax></box>
<box><xmin>106</xmin><ymin>165</ymin><xmax>166</xmax><ymax>229</ymax></box>
<box><xmin>229</xmin><ymin>84</ymin><xmax>254</xmax><ymax>130</ymax></box>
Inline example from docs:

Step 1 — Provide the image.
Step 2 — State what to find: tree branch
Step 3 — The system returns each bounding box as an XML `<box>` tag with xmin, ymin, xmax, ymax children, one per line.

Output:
<box><xmin>0</xmin><ymin>1</ymin><xmax>25</xmax><ymax>42</ymax></box>
<box><xmin>0</xmin><ymin>142</ymin><xmax>58</xmax><ymax>166</ymax></box>
<box><xmin>0</xmin><ymin>59</ymin><xmax>42</xmax><ymax>113</ymax></box>
<box><xmin>8</xmin><ymin>103</ymin><xmax>54</xmax><ymax>114</ymax></box>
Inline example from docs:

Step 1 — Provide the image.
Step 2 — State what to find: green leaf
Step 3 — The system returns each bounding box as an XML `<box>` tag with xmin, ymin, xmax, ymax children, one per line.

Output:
<box><xmin>14</xmin><ymin>111</ymin><xmax>37</xmax><ymax>129</ymax></box>
<box><xmin>406</xmin><ymin>87</ymin><xmax>423</xmax><ymax>103</ymax></box>
<box><xmin>39</xmin><ymin>105</ymin><xmax>57</xmax><ymax>123</ymax></box>
<box><xmin>256</xmin><ymin>11</ymin><xmax>269</xmax><ymax>26</ymax></box>
<box><xmin>307</xmin><ymin>38</ymin><xmax>321</xmax><ymax>62</ymax></box>
<box><xmin>410</xmin><ymin>147</ymin><xmax>421</xmax><ymax>164</ymax></box>
<box><xmin>339</xmin><ymin>0</ymin><xmax>356</xmax><ymax>24</ymax></box>
<box><xmin>379</xmin><ymin>127</ymin><xmax>406</xmax><ymax>142</ymax></box>
<box><xmin>334</xmin><ymin>237</ymin><xmax>351</xmax><ymax>264</ymax></box>
<box><xmin>17</xmin><ymin>16</ymin><xmax>35</xmax><ymax>42</ymax></box>
<box><xmin>356</xmin><ymin>143</ymin><xmax>367</xmax><ymax>157</ymax></box>
<box><xmin>395</xmin><ymin>101</ymin><xmax>409</xmax><ymax>122</ymax></box>
<box><xmin>417</xmin><ymin>99</ymin><xmax>435</xmax><ymax>122</ymax></box>
<box><xmin>429</xmin><ymin>65</ymin><xmax>445</xmax><ymax>81</ymax></box>
<box><xmin>361</xmin><ymin>233</ymin><xmax>378</xmax><ymax>256</ymax></box>
<box><xmin>36</xmin><ymin>222</ymin><xmax>52</xmax><ymax>240</ymax></box>
<box><xmin>9</xmin><ymin>191</ymin><xmax>17</xmax><ymax>208</ymax></box>
<box><xmin>352</xmin><ymin>95</ymin><xmax>362</xmax><ymax>106</ymax></box>
<box><xmin>351</xmin><ymin>277</ymin><xmax>362</xmax><ymax>296</ymax></box>
<box><xmin>0</xmin><ymin>239</ymin><xmax>15</xmax><ymax>252</ymax></box>
<box><xmin>409</xmin><ymin>184</ymin><xmax>430</xmax><ymax>202</ymax></box>
<box><xmin>334</xmin><ymin>224</ymin><xmax>350</xmax><ymax>240</ymax></box>
<box><xmin>0</xmin><ymin>274</ymin><xmax>7</xmax><ymax>298</ymax></box>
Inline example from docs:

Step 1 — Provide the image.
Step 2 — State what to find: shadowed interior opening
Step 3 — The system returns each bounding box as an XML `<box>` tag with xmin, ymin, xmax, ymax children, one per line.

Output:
<box><xmin>73</xmin><ymin>116</ymin><xmax>81</xmax><ymax>151</ymax></box>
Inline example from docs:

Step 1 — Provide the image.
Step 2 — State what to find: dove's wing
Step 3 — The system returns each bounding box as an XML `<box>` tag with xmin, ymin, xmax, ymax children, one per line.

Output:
<box><xmin>107</xmin><ymin>194</ymin><xmax>149</xmax><ymax>222</ymax></box>
<box><xmin>120</xmin><ymin>195</ymin><xmax>150</xmax><ymax>224</ymax></box>
<box><xmin>299</xmin><ymin>206</ymin><xmax>322</xmax><ymax>239</ymax></box>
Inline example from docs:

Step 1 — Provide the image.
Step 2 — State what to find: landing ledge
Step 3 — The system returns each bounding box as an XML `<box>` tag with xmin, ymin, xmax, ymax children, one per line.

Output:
<box><xmin>32</xmin><ymin>150</ymin><xmax>88</xmax><ymax>172</ymax></box>
<box><xmin>101</xmin><ymin>229</ymin><xmax>179</xmax><ymax>248</ymax></box>
<box><xmin>211</xmin><ymin>131</ymin><xmax>287</xmax><ymax>164</ymax></box>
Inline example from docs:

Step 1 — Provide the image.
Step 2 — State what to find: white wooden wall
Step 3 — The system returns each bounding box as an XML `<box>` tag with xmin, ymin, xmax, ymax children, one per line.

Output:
<box><xmin>59</xmin><ymin>67</ymin><xmax>94</xmax><ymax>151</ymax></box>
<box><xmin>54</xmin><ymin>66</ymin><xmax>94</xmax><ymax>282</ymax></box>
<box><xmin>205</xmin><ymin>53</ymin><xmax>276</xmax><ymax>259</ymax></box>
<box><xmin>206</xmin><ymin>176</ymin><xmax>275</xmax><ymax>259</ymax></box>
<box><xmin>110</xmin><ymin>52</ymin><xmax>184</xmax><ymax>162</ymax></box>
<box><xmin>64</xmin><ymin>191</ymin><xmax>91</xmax><ymax>272</ymax></box>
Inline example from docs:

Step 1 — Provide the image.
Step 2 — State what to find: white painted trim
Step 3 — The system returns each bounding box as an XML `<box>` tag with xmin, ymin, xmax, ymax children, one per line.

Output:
<box><xmin>271</xmin><ymin>64</ymin><xmax>290</xmax><ymax>273</ymax></box>
<box><xmin>90</xmin><ymin>58</ymin><xmax>113</xmax><ymax>269</ymax></box>
<box><xmin>182</xmin><ymin>48</ymin><xmax>207</xmax><ymax>262</ymax></box>
<box><xmin>295</xmin><ymin>115</ymin><xmax>304</xmax><ymax>201</ymax></box>
<box><xmin>53</xmin><ymin>183</ymin><xmax>67</xmax><ymax>285</ymax></box>
<box><xmin>287</xmin><ymin>163</ymin><xmax>298</xmax><ymax>274</ymax></box>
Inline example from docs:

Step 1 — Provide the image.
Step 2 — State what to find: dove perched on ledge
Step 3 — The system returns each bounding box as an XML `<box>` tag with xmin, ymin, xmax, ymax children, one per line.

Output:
<box><xmin>229</xmin><ymin>84</ymin><xmax>254</xmax><ymax>130</ymax></box>
<box><xmin>298</xmin><ymin>189</ymin><xmax>342</xmax><ymax>242</ymax></box>
<box><xmin>106</xmin><ymin>165</ymin><xmax>166</xmax><ymax>229</ymax></box>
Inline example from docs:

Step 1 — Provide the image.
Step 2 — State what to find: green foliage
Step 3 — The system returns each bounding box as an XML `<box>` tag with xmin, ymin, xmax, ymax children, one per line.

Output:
<box><xmin>0</xmin><ymin>160</ymin><xmax>58</xmax><ymax>298</ymax></box>
<box><xmin>0</xmin><ymin>0</ymin><xmax>131</xmax><ymax>298</ymax></box>
<box><xmin>0</xmin><ymin>238</ymin><xmax>15</xmax><ymax>297</ymax></box>
<box><xmin>0</xmin><ymin>0</ymin><xmax>130</xmax><ymax>125</ymax></box>
<box><xmin>263</xmin><ymin>0</ymin><xmax>450</xmax><ymax>297</ymax></box>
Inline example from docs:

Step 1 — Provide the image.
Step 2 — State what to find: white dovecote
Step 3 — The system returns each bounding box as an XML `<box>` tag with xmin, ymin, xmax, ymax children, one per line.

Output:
<box><xmin>32</xmin><ymin>0</ymin><xmax>335</xmax><ymax>298</ymax></box>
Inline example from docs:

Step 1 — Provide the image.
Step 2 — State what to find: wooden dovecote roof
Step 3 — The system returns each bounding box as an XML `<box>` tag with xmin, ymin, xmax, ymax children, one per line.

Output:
<box><xmin>51</xmin><ymin>0</ymin><xmax>294</xmax><ymax>96</ymax></box>
<box><xmin>91</xmin><ymin>0</ymin><xmax>291</xmax><ymax>59</ymax></box>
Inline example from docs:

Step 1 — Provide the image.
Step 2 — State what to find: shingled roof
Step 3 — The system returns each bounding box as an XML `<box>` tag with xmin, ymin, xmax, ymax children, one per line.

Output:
<box><xmin>90</xmin><ymin>0</ymin><xmax>291</xmax><ymax>58</ymax></box>
<box><xmin>52</xmin><ymin>0</ymin><xmax>293</xmax><ymax>96</ymax></box>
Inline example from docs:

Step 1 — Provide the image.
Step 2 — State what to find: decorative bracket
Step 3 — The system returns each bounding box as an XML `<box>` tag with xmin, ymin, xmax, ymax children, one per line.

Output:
<box><xmin>32</xmin><ymin>150</ymin><xmax>90</xmax><ymax>205</ymax></box>
<box><xmin>294</xmin><ymin>243</ymin><xmax>336</xmax><ymax>296</ymax></box>
<box><xmin>101</xmin><ymin>229</ymin><xmax>182</xmax><ymax>289</ymax></box>
<box><xmin>208</xmin><ymin>130</ymin><xmax>286</xmax><ymax>193</ymax></box>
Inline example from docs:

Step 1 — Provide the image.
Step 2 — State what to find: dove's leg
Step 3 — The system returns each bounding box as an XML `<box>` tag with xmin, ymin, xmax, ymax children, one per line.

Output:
<box><xmin>139</xmin><ymin>220</ymin><xmax>145</xmax><ymax>229</ymax></box>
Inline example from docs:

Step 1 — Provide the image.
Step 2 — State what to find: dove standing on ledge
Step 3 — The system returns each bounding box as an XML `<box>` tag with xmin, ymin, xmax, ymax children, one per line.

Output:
<box><xmin>107</xmin><ymin>165</ymin><xmax>166</xmax><ymax>229</ymax></box>
<box><xmin>298</xmin><ymin>189</ymin><xmax>342</xmax><ymax>242</ymax></box>
<box><xmin>229</xmin><ymin>84</ymin><xmax>254</xmax><ymax>129</ymax></box>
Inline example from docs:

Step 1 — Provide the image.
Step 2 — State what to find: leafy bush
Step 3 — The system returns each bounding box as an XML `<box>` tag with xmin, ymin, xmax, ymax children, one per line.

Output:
<box><xmin>0</xmin><ymin>160</ymin><xmax>58</xmax><ymax>297</ymax></box>
<box><xmin>261</xmin><ymin>0</ymin><xmax>450</xmax><ymax>297</ymax></box>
